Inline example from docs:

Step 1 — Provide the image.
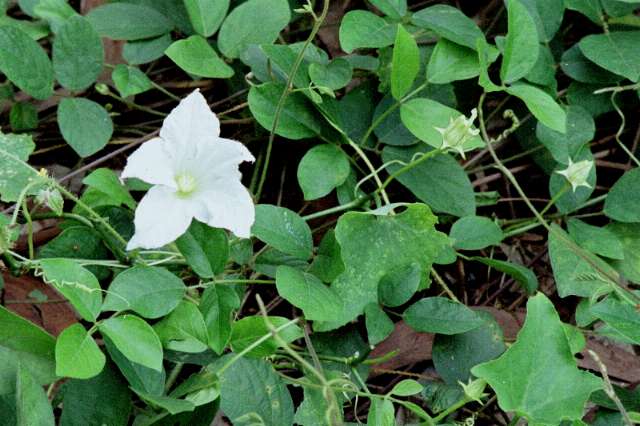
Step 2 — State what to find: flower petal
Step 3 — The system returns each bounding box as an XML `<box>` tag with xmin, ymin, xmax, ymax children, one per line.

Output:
<box><xmin>194</xmin><ymin>181</ymin><xmax>255</xmax><ymax>239</ymax></box>
<box><xmin>160</xmin><ymin>89</ymin><xmax>220</xmax><ymax>147</ymax></box>
<box><xmin>121</xmin><ymin>138</ymin><xmax>176</xmax><ymax>187</ymax></box>
<box><xmin>127</xmin><ymin>186</ymin><xmax>196</xmax><ymax>250</ymax></box>
<box><xmin>193</xmin><ymin>137</ymin><xmax>255</xmax><ymax>182</ymax></box>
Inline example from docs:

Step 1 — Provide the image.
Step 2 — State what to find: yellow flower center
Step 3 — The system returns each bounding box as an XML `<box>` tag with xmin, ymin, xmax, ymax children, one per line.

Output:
<box><xmin>175</xmin><ymin>173</ymin><xmax>197</xmax><ymax>195</ymax></box>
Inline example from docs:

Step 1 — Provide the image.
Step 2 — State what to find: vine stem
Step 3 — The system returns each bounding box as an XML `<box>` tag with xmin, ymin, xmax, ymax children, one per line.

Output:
<box><xmin>303</xmin><ymin>148</ymin><xmax>443</xmax><ymax>221</ymax></box>
<box><xmin>588</xmin><ymin>350</ymin><xmax>633</xmax><ymax>426</ymax></box>
<box><xmin>477</xmin><ymin>93</ymin><xmax>639</xmax><ymax>305</ymax></box>
<box><xmin>255</xmin><ymin>0</ymin><xmax>330</xmax><ymax>201</ymax></box>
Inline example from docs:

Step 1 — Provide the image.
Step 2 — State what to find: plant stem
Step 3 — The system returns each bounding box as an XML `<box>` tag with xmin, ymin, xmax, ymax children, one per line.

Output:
<box><xmin>255</xmin><ymin>0</ymin><xmax>330</xmax><ymax>201</ymax></box>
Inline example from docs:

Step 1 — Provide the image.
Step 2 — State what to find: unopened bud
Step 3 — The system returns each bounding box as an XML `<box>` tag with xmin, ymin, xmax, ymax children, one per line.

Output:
<box><xmin>556</xmin><ymin>158</ymin><xmax>593</xmax><ymax>192</ymax></box>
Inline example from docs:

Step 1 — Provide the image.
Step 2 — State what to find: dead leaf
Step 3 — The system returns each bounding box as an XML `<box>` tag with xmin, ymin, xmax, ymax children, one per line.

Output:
<box><xmin>3</xmin><ymin>272</ymin><xmax>77</xmax><ymax>336</ymax></box>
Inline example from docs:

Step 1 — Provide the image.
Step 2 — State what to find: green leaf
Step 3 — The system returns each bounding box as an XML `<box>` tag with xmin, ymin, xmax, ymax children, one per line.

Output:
<box><xmin>506</xmin><ymin>83</ymin><xmax>566</xmax><ymax>133</ymax></box>
<box><xmin>433</xmin><ymin>312</ymin><xmax>506</xmax><ymax>384</ymax></box>
<box><xmin>389</xmin><ymin>379</ymin><xmax>423</xmax><ymax>396</ymax></box>
<box><xmin>382</xmin><ymin>146</ymin><xmax>476</xmax><ymax>217</ymax></box>
<box><xmin>176</xmin><ymin>221</ymin><xmax>228</xmax><ymax>278</ymax></box>
<box><xmin>200</xmin><ymin>285</ymin><xmax>239</xmax><ymax>354</ymax></box>
<box><xmin>230</xmin><ymin>316</ymin><xmax>302</xmax><ymax>357</ymax></box>
<box><xmin>217</xmin><ymin>356</ymin><xmax>294</xmax><ymax>426</ymax></box>
<box><xmin>568</xmin><ymin>218</ymin><xmax>624</xmax><ymax>260</ymax></box>
<box><xmin>154</xmin><ymin>301</ymin><xmax>209</xmax><ymax>353</ymax></box>
<box><xmin>52</xmin><ymin>15</ymin><xmax>103</xmax><ymax>92</ymax></box>
<box><xmin>471</xmin><ymin>293</ymin><xmax>602</xmax><ymax>425</ymax></box>
<box><xmin>606</xmin><ymin>222</ymin><xmax>640</xmax><ymax>283</ymax></box>
<box><xmin>86</xmin><ymin>3</ymin><xmax>173</xmax><ymax>41</ymax></box>
<box><xmin>364</xmin><ymin>303</ymin><xmax>394</xmax><ymax>344</ymax></box>
<box><xmin>59</xmin><ymin>363</ymin><xmax>132</xmax><ymax>426</ymax></box>
<box><xmin>525</xmin><ymin>44</ymin><xmax>556</xmax><ymax>87</ymax></box>
<box><xmin>399</xmin><ymin>98</ymin><xmax>484</xmax><ymax>150</ymax></box>
<box><xmin>0</xmin><ymin>26</ymin><xmax>53</xmax><ymax>100</ymax></box>
<box><xmin>369</xmin><ymin>0</ymin><xmax>407</xmax><ymax>19</ymax></box>
<box><xmin>318</xmin><ymin>204</ymin><xmax>447</xmax><ymax>329</ymax></box>
<box><xmin>0</xmin><ymin>305</ymin><xmax>56</xmax><ymax>386</ymax></box>
<box><xmin>297</xmin><ymin>144</ymin><xmax>350</xmax><ymax>200</ymax></box>
<box><xmin>565</xmin><ymin>0</ymin><xmax>604</xmax><ymax>24</ymax></box>
<box><xmin>10</xmin><ymin>101</ymin><xmax>38</xmax><ymax>132</ymax></box>
<box><xmin>82</xmin><ymin>167</ymin><xmax>136</xmax><ymax>209</ymax></box>
<box><xmin>184</xmin><ymin>0</ymin><xmax>228</xmax><ymax>37</ymax></box>
<box><xmin>218</xmin><ymin>0</ymin><xmax>290</xmax><ymax>58</ymax></box>
<box><xmin>309</xmin><ymin>230</ymin><xmax>345</xmax><ymax>283</ymax></box>
<box><xmin>579</xmin><ymin>31</ymin><xmax>640</xmax><ymax>82</ymax></box>
<box><xmin>391</xmin><ymin>25</ymin><xmax>420</xmax><ymax>99</ymax></box>
<box><xmin>308</xmin><ymin>58</ymin><xmax>352</xmax><ymax>91</ymax></box>
<box><xmin>519</xmin><ymin>0</ymin><xmax>565</xmax><ymax>42</ymax></box>
<box><xmin>411</xmin><ymin>4</ymin><xmax>484</xmax><ymax>50</ymax></box>
<box><xmin>0</xmin><ymin>132</ymin><xmax>41</xmax><ymax>202</ymax></box>
<box><xmin>134</xmin><ymin>390</ymin><xmax>195</xmax><ymax>415</ymax></box>
<box><xmin>591</xmin><ymin>296</ymin><xmax>640</xmax><ymax>345</ymax></box>
<box><xmin>427</xmin><ymin>39</ymin><xmax>480</xmax><ymax>84</ymax></box>
<box><xmin>536</xmin><ymin>106</ymin><xmax>594</xmax><ymax>164</ymax></box>
<box><xmin>252</xmin><ymin>204</ymin><xmax>313</xmax><ymax>259</ymax></box>
<box><xmin>500</xmin><ymin>0</ymin><xmax>539</xmax><ymax>84</ymax></box>
<box><xmin>604</xmin><ymin>168</ymin><xmax>640</xmax><ymax>222</ymax></box>
<box><xmin>99</xmin><ymin>315</ymin><xmax>163</xmax><ymax>371</ymax></box>
<box><xmin>166</xmin><ymin>35</ymin><xmax>233</xmax><ymax>79</ymax></box>
<box><xmin>123</xmin><ymin>33</ymin><xmax>172</xmax><ymax>65</ymax></box>
<box><xmin>548</xmin><ymin>225</ymin><xmax>615</xmax><ymax>297</ymax></box>
<box><xmin>103</xmin><ymin>336</ymin><xmax>165</xmax><ymax>396</ymax></box>
<box><xmin>33</xmin><ymin>0</ymin><xmax>77</xmax><ymax>33</ymax></box>
<box><xmin>367</xmin><ymin>399</ymin><xmax>394</xmax><ymax>425</ymax></box>
<box><xmin>112</xmin><ymin>65</ymin><xmax>152</xmax><ymax>98</ymax></box>
<box><xmin>259</xmin><ymin>44</ymin><xmax>310</xmax><ymax>88</ymax></box>
<box><xmin>39</xmin><ymin>258</ymin><xmax>102</xmax><ymax>322</ymax></box>
<box><xmin>404</xmin><ymin>297</ymin><xmax>485</xmax><ymax>335</ymax></box>
<box><xmin>248</xmin><ymin>82</ymin><xmax>321</xmax><ymax>139</ymax></box>
<box><xmin>16</xmin><ymin>364</ymin><xmax>55</xmax><ymax>426</ymax></box>
<box><xmin>471</xmin><ymin>257</ymin><xmax>538</xmax><ymax>294</ymax></box>
<box><xmin>57</xmin><ymin>97</ymin><xmax>113</xmax><ymax>157</ymax></box>
<box><xmin>276</xmin><ymin>266</ymin><xmax>343</xmax><ymax>321</ymax></box>
<box><xmin>560</xmin><ymin>44</ymin><xmax>622</xmax><ymax>84</ymax></box>
<box><xmin>55</xmin><ymin>324</ymin><xmax>105</xmax><ymax>379</ymax></box>
<box><xmin>378</xmin><ymin>262</ymin><xmax>422</xmax><ymax>307</ymax></box>
<box><xmin>102</xmin><ymin>265</ymin><xmax>186</xmax><ymax>319</ymax></box>
<box><xmin>339</xmin><ymin>10</ymin><xmax>397</xmax><ymax>53</ymax></box>
<box><xmin>450</xmin><ymin>216</ymin><xmax>503</xmax><ymax>250</ymax></box>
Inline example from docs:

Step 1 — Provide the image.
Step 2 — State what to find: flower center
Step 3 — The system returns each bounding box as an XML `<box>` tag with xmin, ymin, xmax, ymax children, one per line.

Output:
<box><xmin>175</xmin><ymin>173</ymin><xmax>197</xmax><ymax>195</ymax></box>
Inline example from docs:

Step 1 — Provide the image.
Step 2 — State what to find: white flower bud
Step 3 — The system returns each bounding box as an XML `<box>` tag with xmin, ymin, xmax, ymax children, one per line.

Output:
<box><xmin>36</xmin><ymin>187</ymin><xmax>64</xmax><ymax>216</ymax></box>
<box><xmin>556</xmin><ymin>158</ymin><xmax>593</xmax><ymax>192</ymax></box>
<box><xmin>434</xmin><ymin>108</ymin><xmax>480</xmax><ymax>159</ymax></box>
<box><xmin>459</xmin><ymin>378</ymin><xmax>488</xmax><ymax>404</ymax></box>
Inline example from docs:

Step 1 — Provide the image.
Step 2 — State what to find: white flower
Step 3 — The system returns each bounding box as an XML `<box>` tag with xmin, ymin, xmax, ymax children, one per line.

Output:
<box><xmin>122</xmin><ymin>90</ymin><xmax>255</xmax><ymax>250</ymax></box>
<box><xmin>556</xmin><ymin>158</ymin><xmax>593</xmax><ymax>192</ymax></box>
<box><xmin>434</xmin><ymin>108</ymin><xmax>480</xmax><ymax>159</ymax></box>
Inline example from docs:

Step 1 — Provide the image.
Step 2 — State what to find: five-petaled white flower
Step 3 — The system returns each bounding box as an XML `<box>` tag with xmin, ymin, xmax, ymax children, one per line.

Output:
<box><xmin>122</xmin><ymin>90</ymin><xmax>255</xmax><ymax>250</ymax></box>
<box><xmin>434</xmin><ymin>108</ymin><xmax>480</xmax><ymax>159</ymax></box>
<box><xmin>556</xmin><ymin>158</ymin><xmax>593</xmax><ymax>192</ymax></box>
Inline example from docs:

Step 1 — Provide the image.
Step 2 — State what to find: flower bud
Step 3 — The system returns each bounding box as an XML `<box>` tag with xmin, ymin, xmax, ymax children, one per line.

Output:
<box><xmin>556</xmin><ymin>158</ymin><xmax>593</xmax><ymax>192</ymax></box>
<box><xmin>36</xmin><ymin>187</ymin><xmax>64</xmax><ymax>216</ymax></box>
<box><xmin>435</xmin><ymin>108</ymin><xmax>480</xmax><ymax>159</ymax></box>
<box><xmin>459</xmin><ymin>378</ymin><xmax>488</xmax><ymax>404</ymax></box>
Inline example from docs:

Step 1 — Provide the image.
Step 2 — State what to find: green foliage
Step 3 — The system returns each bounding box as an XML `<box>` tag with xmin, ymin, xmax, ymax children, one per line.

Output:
<box><xmin>166</xmin><ymin>35</ymin><xmax>233</xmax><ymax>79</ymax></box>
<box><xmin>0</xmin><ymin>26</ymin><xmax>53</xmax><ymax>100</ymax></box>
<box><xmin>57</xmin><ymin>98</ymin><xmax>113</xmax><ymax>157</ymax></box>
<box><xmin>52</xmin><ymin>16</ymin><xmax>103</xmax><ymax>92</ymax></box>
<box><xmin>1</xmin><ymin>0</ymin><xmax>639</xmax><ymax>423</ymax></box>
<box><xmin>297</xmin><ymin>144</ymin><xmax>350</xmax><ymax>200</ymax></box>
<box><xmin>217</xmin><ymin>0</ymin><xmax>290</xmax><ymax>58</ymax></box>
<box><xmin>472</xmin><ymin>294</ymin><xmax>602</xmax><ymax>425</ymax></box>
<box><xmin>102</xmin><ymin>266</ymin><xmax>185</xmax><ymax>319</ymax></box>
<box><xmin>55</xmin><ymin>324</ymin><xmax>105</xmax><ymax>379</ymax></box>
<box><xmin>252</xmin><ymin>204</ymin><xmax>313</xmax><ymax>259</ymax></box>
<box><xmin>86</xmin><ymin>3</ymin><xmax>173</xmax><ymax>41</ymax></box>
